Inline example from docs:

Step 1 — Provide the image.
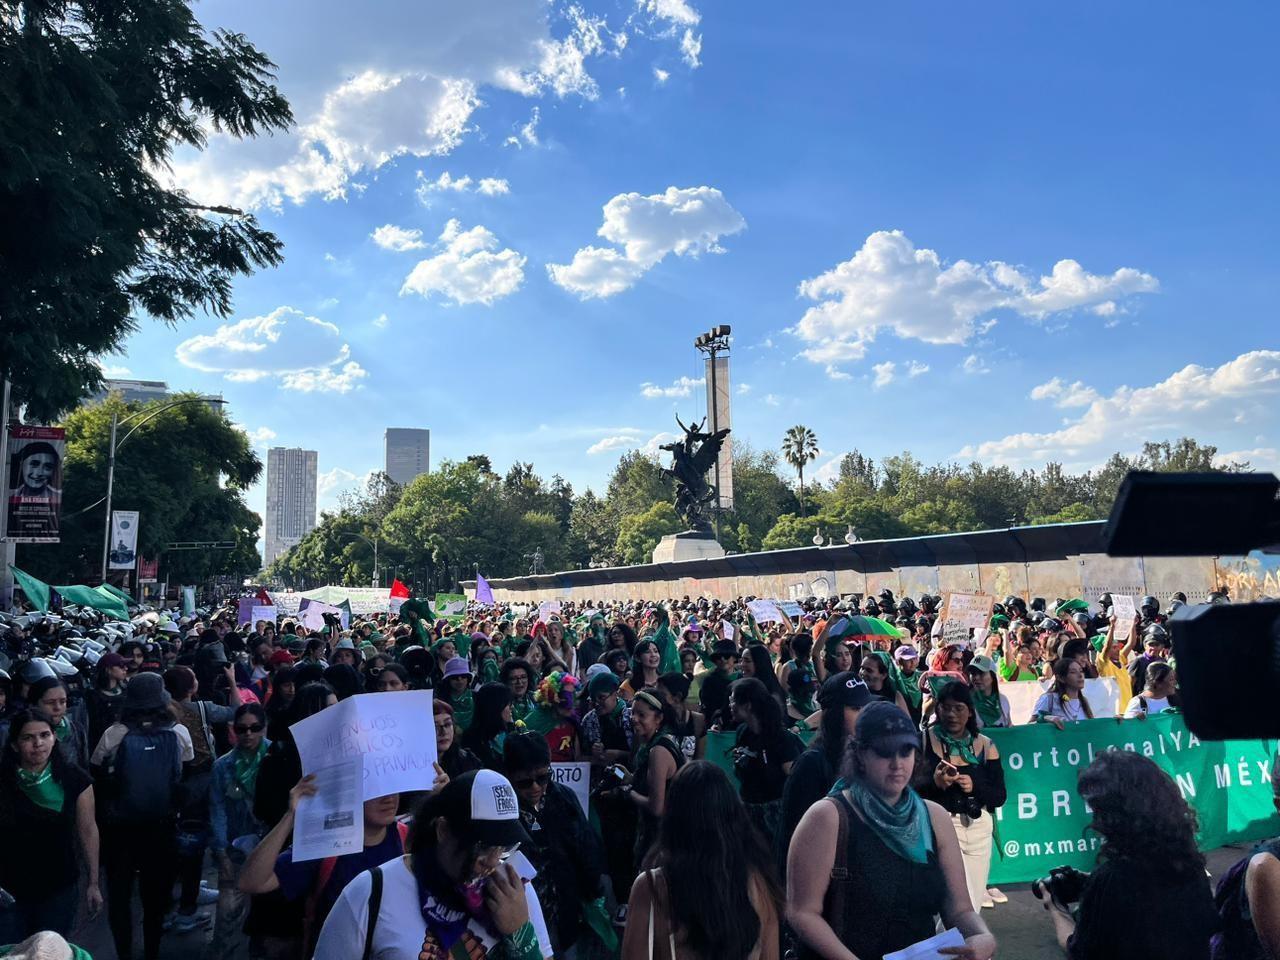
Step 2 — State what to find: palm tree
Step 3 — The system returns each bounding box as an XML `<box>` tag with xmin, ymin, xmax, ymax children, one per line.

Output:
<box><xmin>782</xmin><ymin>425</ymin><xmax>819</xmax><ymax>517</ymax></box>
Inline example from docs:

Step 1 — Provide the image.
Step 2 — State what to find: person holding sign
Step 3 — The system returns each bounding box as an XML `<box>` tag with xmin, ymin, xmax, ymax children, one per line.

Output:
<box><xmin>315</xmin><ymin>769</ymin><xmax>551</xmax><ymax>960</ymax></box>
<box><xmin>502</xmin><ymin>733</ymin><xmax>605</xmax><ymax>957</ymax></box>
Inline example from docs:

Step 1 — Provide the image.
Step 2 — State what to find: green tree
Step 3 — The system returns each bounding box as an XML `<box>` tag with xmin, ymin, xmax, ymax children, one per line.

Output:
<box><xmin>781</xmin><ymin>425</ymin><xmax>819</xmax><ymax>516</ymax></box>
<box><xmin>722</xmin><ymin>442</ymin><xmax>800</xmax><ymax>548</ymax></box>
<box><xmin>1030</xmin><ymin>502</ymin><xmax>1097</xmax><ymax>525</ymax></box>
<box><xmin>615</xmin><ymin>502</ymin><xmax>682</xmax><ymax>565</ymax></box>
<box><xmin>19</xmin><ymin>393</ymin><xmax>261</xmax><ymax>583</ymax></box>
<box><xmin>1</xmin><ymin>0</ymin><xmax>293</xmax><ymax>419</ymax></box>
<box><xmin>760</xmin><ymin>513</ymin><xmax>822</xmax><ymax>551</ymax></box>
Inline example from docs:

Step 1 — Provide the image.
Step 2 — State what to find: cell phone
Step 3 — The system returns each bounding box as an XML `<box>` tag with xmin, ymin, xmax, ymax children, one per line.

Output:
<box><xmin>939</xmin><ymin>760</ymin><xmax>958</xmax><ymax>776</ymax></box>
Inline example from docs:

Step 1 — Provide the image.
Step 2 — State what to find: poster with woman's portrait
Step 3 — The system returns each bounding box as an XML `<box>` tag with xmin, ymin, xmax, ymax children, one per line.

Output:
<box><xmin>6</xmin><ymin>425</ymin><xmax>66</xmax><ymax>542</ymax></box>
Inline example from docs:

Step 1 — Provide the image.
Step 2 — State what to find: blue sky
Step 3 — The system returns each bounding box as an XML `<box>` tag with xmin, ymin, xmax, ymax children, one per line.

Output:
<box><xmin>107</xmin><ymin>0</ymin><xmax>1280</xmax><ymax>528</ymax></box>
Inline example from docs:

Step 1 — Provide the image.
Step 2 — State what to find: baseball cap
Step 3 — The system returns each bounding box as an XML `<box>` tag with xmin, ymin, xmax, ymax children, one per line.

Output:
<box><xmin>818</xmin><ymin>672</ymin><xmax>873</xmax><ymax>710</ymax></box>
<box><xmin>967</xmin><ymin>654</ymin><xmax>998</xmax><ymax>675</ymax></box>
<box><xmin>854</xmin><ymin>701</ymin><xmax>920</xmax><ymax>752</ymax></box>
<box><xmin>434</xmin><ymin>770</ymin><xmax>532</xmax><ymax>849</ymax></box>
<box><xmin>893</xmin><ymin>644</ymin><xmax>920</xmax><ymax>662</ymax></box>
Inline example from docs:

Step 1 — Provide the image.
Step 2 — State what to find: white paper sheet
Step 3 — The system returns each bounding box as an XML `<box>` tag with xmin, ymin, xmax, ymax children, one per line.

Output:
<box><xmin>883</xmin><ymin>926</ymin><xmax>965</xmax><ymax>960</ymax></box>
<box><xmin>290</xmin><ymin>757</ymin><xmax>363</xmax><ymax>863</ymax></box>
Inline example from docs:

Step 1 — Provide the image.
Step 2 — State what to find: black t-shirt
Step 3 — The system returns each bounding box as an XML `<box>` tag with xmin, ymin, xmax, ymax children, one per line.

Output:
<box><xmin>0</xmin><ymin>764</ymin><xmax>92</xmax><ymax>899</ymax></box>
<box><xmin>1067</xmin><ymin>857</ymin><xmax>1218</xmax><ymax>960</ymax></box>
<box><xmin>733</xmin><ymin>727</ymin><xmax>804</xmax><ymax>804</ymax></box>
<box><xmin>699</xmin><ymin>670</ymin><xmax>733</xmax><ymax>725</ymax></box>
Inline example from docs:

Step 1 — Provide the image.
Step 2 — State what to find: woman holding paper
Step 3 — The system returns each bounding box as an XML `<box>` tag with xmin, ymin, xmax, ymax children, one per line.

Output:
<box><xmin>787</xmin><ymin>701</ymin><xmax>997</xmax><ymax>960</ymax></box>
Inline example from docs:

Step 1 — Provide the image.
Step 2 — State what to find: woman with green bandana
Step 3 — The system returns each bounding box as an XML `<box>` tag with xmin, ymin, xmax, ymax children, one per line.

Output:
<box><xmin>209</xmin><ymin>703</ymin><xmax>270</xmax><ymax>960</ymax></box>
<box><xmin>27</xmin><ymin>677</ymin><xmax>89</xmax><ymax>771</ymax></box>
<box><xmin>893</xmin><ymin>644</ymin><xmax>925</xmax><ymax>726</ymax></box>
<box><xmin>500</xmin><ymin>658</ymin><xmax>537</xmax><ymax>724</ymax></box>
<box><xmin>439</xmin><ymin>658</ymin><xmax>476</xmax><ymax>733</ymax></box>
<box><xmin>965</xmin><ymin>655</ymin><xmax>1011</xmax><ymax>729</ymax></box>
<box><xmin>858</xmin><ymin>651</ymin><xmax>911</xmax><ymax>715</ymax></box>
<box><xmin>918</xmin><ymin>681</ymin><xmax>1007</xmax><ymax>914</ymax></box>
<box><xmin>787</xmin><ymin>701</ymin><xmax>997</xmax><ymax>960</ymax></box>
<box><xmin>785</xmin><ymin>668</ymin><xmax>821</xmax><ymax>730</ymax></box>
<box><xmin>0</xmin><ymin>709</ymin><xmax>102</xmax><ymax>941</ymax></box>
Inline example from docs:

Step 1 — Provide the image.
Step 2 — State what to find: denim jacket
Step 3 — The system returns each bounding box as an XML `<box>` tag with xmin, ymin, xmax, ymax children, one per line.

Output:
<box><xmin>209</xmin><ymin>738</ymin><xmax>271</xmax><ymax>853</ymax></box>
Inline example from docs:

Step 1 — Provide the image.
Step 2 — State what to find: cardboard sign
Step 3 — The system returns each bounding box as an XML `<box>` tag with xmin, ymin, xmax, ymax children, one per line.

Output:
<box><xmin>434</xmin><ymin>593</ymin><xmax>467</xmax><ymax>623</ymax></box>
<box><xmin>1110</xmin><ymin>594</ymin><xmax>1137</xmax><ymax>623</ymax></box>
<box><xmin>941</xmin><ymin>592</ymin><xmax>995</xmax><ymax>631</ymax></box>
<box><xmin>237</xmin><ymin>598</ymin><xmax>256</xmax><ymax>625</ymax></box>
<box><xmin>940</xmin><ymin>620</ymin><xmax>971</xmax><ymax>646</ymax></box>
<box><xmin>291</xmin><ymin>690</ymin><xmax>439</xmax><ymax>802</ymax></box>
<box><xmin>299</xmin><ymin>600</ymin><xmax>342</xmax><ymax>630</ymax></box>
<box><xmin>747</xmin><ymin>599</ymin><xmax>787</xmax><ymax>625</ymax></box>
<box><xmin>550</xmin><ymin>761</ymin><xmax>591</xmax><ymax>816</ymax></box>
<box><xmin>1003</xmin><ymin>677</ymin><xmax>1121</xmax><ymax>724</ymax></box>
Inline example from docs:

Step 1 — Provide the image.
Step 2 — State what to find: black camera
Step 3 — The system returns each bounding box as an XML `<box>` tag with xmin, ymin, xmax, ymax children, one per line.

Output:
<box><xmin>958</xmin><ymin>795</ymin><xmax>984</xmax><ymax>821</ymax></box>
<box><xmin>1032</xmin><ymin>865</ymin><xmax>1089</xmax><ymax>908</ymax></box>
<box><xmin>591</xmin><ymin>763</ymin><xmax>629</xmax><ymax>797</ymax></box>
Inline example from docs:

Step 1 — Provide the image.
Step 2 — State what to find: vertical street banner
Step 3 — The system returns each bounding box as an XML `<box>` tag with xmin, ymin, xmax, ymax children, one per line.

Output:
<box><xmin>986</xmin><ymin>714</ymin><xmax>1280</xmax><ymax>883</ymax></box>
<box><xmin>108</xmin><ymin>510</ymin><xmax>140</xmax><ymax>569</ymax></box>
<box><xmin>136</xmin><ymin>556</ymin><xmax>159</xmax><ymax>583</ymax></box>
<box><xmin>704</xmin><ymin>356</ymin><xmax>733</xmax><ymax>510</ymax></box>
<box><xmin>5</xmin><ymin>425</ymin><xmax>66</xmax><ymax>543</ymax></box>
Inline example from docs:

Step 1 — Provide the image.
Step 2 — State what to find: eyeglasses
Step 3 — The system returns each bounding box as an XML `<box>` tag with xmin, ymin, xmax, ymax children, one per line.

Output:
<box><xmin>234</xmin><ymin>723</ymin><xmax>265</xmax><ymax>735</ymax></box>
<box><xmin>511</xmin><ymin>771</ymin><xmax>552</xmax><ymax>790</ymax></box>
<box><xmin>868</xmin><ymin>744</ymin><xmax>918</xmax><ymax>760</ymax></box>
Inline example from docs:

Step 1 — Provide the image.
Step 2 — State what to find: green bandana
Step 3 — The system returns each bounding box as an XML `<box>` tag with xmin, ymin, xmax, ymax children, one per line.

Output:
<box><xmin>936</xmin><ymin>728</ymin><xmax>981</xmax><ymax>765</ymax></box>
<box><xmin>450</xmin><ymin>689</ymin><xmax>476</xmax><ymax>733</ymax></box>
<box><xmin>510</xmin><ymin>693</ymin><xmax>535</xmax><ymax>724</ymax></box>
<box><xmin>519</xmin><ymin>703</ymin><xmax>560</xmax><ymax>737</ymax></box>
<box><xmin>971</xmin><ymin>688</ymin><xmax>1004</xmax><ymax>728</ymax></box>
<box><xmin>479</xmin><ymin>658</ymin><xmax>500</xmax><ymax>684</ymax></box>
<box><xmin>54</xmin><ymin>716</ymin><xmax>71</xmax><ymax>742</ymax></box>
<box><xmin>17</xmin><ymin>763</ymin><xmax>64</xmax><ymax>812</ymax></box>
<box><xmin>840</xmin><ymin>779</ymin><xmax>934</xmax><ymax>864</ymax></box>
<box><xmin>233</xmin><ymin>740</ymin><xmax>268</xmax><ymax>797</ymax></box>
<box><xmin>898</xmin><ymin>669</ymin><xmax>923</xmax><ymax>710</ymax></box>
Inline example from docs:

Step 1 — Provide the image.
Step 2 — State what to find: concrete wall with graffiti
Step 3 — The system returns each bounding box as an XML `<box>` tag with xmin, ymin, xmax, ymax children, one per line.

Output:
<box><xmin>468</xmin><ymin>521</ymin><xmax>1277</xmax><ymax>605</ymax></box>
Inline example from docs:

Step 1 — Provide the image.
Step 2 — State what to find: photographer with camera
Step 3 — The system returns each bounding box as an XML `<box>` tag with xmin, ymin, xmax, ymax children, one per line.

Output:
<box><xmin>1036</xmin><ymin>750</ymin><xmax>1217</xmax><ymax>959</ymax></box>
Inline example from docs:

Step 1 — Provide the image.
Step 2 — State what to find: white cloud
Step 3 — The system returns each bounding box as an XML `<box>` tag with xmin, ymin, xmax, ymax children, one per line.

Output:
<box><xmin>316</xmin><ymin>467</ymin><xmax>377</xmax><ymax>507</ymax></box>
<box><xmin>96</xmin><ymin>362</ymin><xmax>132</xmax><ymax>378</ymax></box>
<box><xmin>653</xmin><ymin>67</ymin><xmax>670</xmax><ymax>84</ymax></box>
<box><xmin>175</xmin><ymin>306</ymin><xmax>366</xmax><ymax>392</ymax></box>
<box><xmin>1029</xmin><ymin>377</ymin><xmax>1100</xmax><ymax>408</ymax></box>
<box><xmin>872</xmin><ymin>361</ymin><xmax>896</xmax><ymax>389</ymax></box>
<box><xmin>587</xmin><ymin>434</ymin><xmax>641</xmax><ymax>455</ymax></box>
<box><xmin>680</xmin><ymin>29</ymin><xmax>702</xmax><ymax>68</ymax></box>
<box><xmin>1215</xmin><ymin>447</ymin><xmax>1279</xmax><ymax>472</ymax></box>
<box><xmin>764</xmin><ymin>393</ymin><xmax>781</xmax><ymax>407</ymax></box>
<box><xmin>548</xmin><ymin>185</ymin><xmax>746</xmax><ymax>298</ymax></box>
<box><xmin>962</xmin><ymin>354</ymin><xmax>991</xmax><ymax>375</ymax></box>
<box><xmin>235</xmin><ymin>425</ymin><xmax>278</xmax><ymax>447</ymax></box>
<box><xmin>958</xmin><ymin>350</ymin><xmax>1280</xmax><ymax>468</ymax></box>
<box><xmin>399</xmin><ymin>219</ymin><xmax>526</xmax><ymax>305</ymax></box>
<box><xmin>737</xmin><ymin>382</ymin><xmax>752</xmax><ymax>395</ymax></box>
<box><xmin>907</xmin><ymin>361</ymin><xmax>930</xmax><ymax>378</ymax></box>
<box><xmin>794</xmin><ymin>230</ymin><xmax>1158</xmax><ymax>376</ymax></box>
<box><xmin>372</xmin><ymin>313</ymin><xmax>389</xmax><ymax>329</ymax></box>
<box><xmin>642</xmin><ymin>431</ymin><xmax>680</xmax><ymax>457</ymax></box>
<box><xmin>371</xmin><ymin>224</ymin><xmax>427</xmax><ymax>252</ymax></box>
<box><xmin>640</xmin><ymin>375</ymin><xmax>701</xmax><ymax>398</ymax></box>
<box><xmin>415</xmin><ymin>171</ymin><xmax>511</xmax><ymax>204</ymax></box>
<box><xmin>639</xmin><ymin>0</ymin><xmax>700</xmax><ymax>26</ymax></box>
<box><xmin>505</xmin><ymin>107</ymin><xmax>542</xmax><ymax>148</ymax></box>
<box><xmin>583</xmin><ymin>428</ymin><xmax>674</xmax><ymax>457</ymax></box>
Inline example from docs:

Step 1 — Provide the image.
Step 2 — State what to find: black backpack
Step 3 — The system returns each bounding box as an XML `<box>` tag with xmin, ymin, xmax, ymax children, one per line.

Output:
<box><xmin>106</xmin><ymin>726</ymin><xmax>183</xmax><ymax>822</ymax></box>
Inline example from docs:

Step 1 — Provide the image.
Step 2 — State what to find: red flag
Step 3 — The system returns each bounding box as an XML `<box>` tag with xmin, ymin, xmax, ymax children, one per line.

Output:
<box><xmin>256</xmin><ymin>586</ymin><xmax>271</xmax><ymax>604</ymax></box>
<box><xmin>390</xmin><ymin>578</ymin><xmax>410</xmax><ymax>599</ymax></box>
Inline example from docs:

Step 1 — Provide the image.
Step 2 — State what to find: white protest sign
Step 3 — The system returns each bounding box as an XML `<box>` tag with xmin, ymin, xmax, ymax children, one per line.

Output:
<box><xmin>747</xmin><ymin>599</ymin><xmax>787</xmax><ymax>624</ymax></box>
<box><xmin>779</xmin><ymin>600</ymin><xmax>804</xmax><ymax>619</ymax></box>
<box><xmin>941</xmin><ymin>593</ymin><xmax>995</xmax><ymax>631</ymax></box>
<box><xmin>291</xmin><ymin>690</ymin><xmax>439</xmax><ymax>802</ymax></box>
<box><xmin>550</xmin><ymin>761</ymin><xmax>591</xmax><ymax>816</ymax></box>
<box><xmin>251</xmin><ymin>605</ymin><xmax>276</xmax><ymax>626</ymax></box>
<box><xmin>941</xmin><ymin>620</ymin><xmax>971</xmax><ymax>646</ymax></box>
<box><xmin>1004</xmin><ymin>676</ymin><xmax>1122</xmax><ymax>724</ymax></box>
<box><xmin>722</xmin><ymin>621</ymin><xmax>736</xmax><ymax>641</ymax></box>
<box><xmin>290</xmin><ymin>757</ymin><xmax>363</xmax><ymax>863</ymax></box>
<box><xmin>299</xmin><ymin>600</ymin><xmax>342</xmax><ymax>631</ymax></box>
<box><xmin>537</xmin><ymin>600</ymin><xmax>562</xmax><ymax>622</ymax></box>
<box><xmin>1110</xmin><ymin>594</ymin><xmax>1137</xmax><ymax>623</ymax></box>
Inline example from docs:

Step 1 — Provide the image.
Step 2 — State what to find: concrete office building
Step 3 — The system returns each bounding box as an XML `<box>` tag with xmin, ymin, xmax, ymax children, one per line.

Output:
<box><xmin>93</xmin><ymin>379</ymin><xmax>170</xmax><ymax>404</ymax></box>
<box><xmin>264</xmin><ymin>447</ymin><xmax>318</xmax><ymax>567</ymax></box>
<box><xmin>384</xmin><ymin>428</ymin><xmax>430</xmax><ymax>486</ymax></box>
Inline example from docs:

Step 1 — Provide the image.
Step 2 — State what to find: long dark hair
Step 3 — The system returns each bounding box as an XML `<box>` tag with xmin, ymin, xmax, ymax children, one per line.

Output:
<box><xmin>464</xmin><ymin>683</ymin><xmax>512</xmax><ymax>747</ymax></box>
<box><xmin>1</xmin><ymin>709</ymin><xmax>70</xmax><ymax>788</ymax></box>
<box><xmin>1077</xmin><ymin>751</ymin><xmax>1205</xmax><ymax>880</ymax></box>
<box><xmin>742</xmin><ymin>645</ymin><xmax>783</xmax><ymax>701</ymax></box>
<box><xmin>1049</xmin><ymin>658</ymin><xmax>1093</xmax><ymax>718</ymax></box>
<box><xmin>646</xmin><ymin>761</ymin><xmax>782</xmax><ymax>960</ymax></box>
<box><xmin>933</xmin><ymin>681</ymin><xmax>981</xmax><ymax>737</ymax></box>
<box><xmin>609</xmin><ymin>620</ymin><xmax>638</xmax><ymax>654</ymax></box>
<box><xmin>285</xmin><ymin>682</ymin><xmax>336</xmax><ymax>730</ymax></box>
<box><xmin>730</xmin><ymin>677</ymin><xmax>784</xmax><ymax>740</ymax></box>
<box><xmin>630</xmin><ymin>639</ymin><xmax>659</xmax><ymax>692</ymax></box>
<box><xmin>814</xmin><ymin>697</ymin><xmax>849</xmax><ymax>769</ymax></box>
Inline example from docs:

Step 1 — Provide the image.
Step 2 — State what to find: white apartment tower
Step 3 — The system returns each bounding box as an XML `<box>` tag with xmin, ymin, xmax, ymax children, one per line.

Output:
<box><xmin>384</xmin><ymin>428</ymin><xmax>430</xmax><ymax>487</ymax></box>
<box><xmin>264</xmin><ymin>447</ymin><xmax>318</xmax><ymax>567</ymax></box>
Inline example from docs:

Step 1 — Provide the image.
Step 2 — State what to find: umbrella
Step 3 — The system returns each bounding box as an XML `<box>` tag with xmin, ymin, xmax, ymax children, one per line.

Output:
<box><xmin>1054</xmin><ymin>597</ymin><xmax>1089</xmax><ymax>617</ymax></box>
<box><xmin>828</xmin><ymin>615</ymin><xmax>905</xmax><ymax>642</ymax></box>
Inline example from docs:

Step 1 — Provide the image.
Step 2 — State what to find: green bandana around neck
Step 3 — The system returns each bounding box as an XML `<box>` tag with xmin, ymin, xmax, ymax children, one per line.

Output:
<box><xmin>935</xmin><ymin>728</ymin><xmax>981</xmax><ymax>765</ymax></box>
<box><xmin>17</xmin><ymin>763</ymin><xmax>64</xmax><ymax>812</ymax></box>
<box><xmin>970</xmin><ymin>687</ymin><xmax>1003</xmax><ymax>728</ymax></box>
<box><xmin>840</xmin><ymin>778</ymin><xmax>934</xmax><ymax>864</ymax></box>
<box><xmin>233</xmin><ymin>739</ymin><xmax>269</xmax><ymax>797</ymax></box>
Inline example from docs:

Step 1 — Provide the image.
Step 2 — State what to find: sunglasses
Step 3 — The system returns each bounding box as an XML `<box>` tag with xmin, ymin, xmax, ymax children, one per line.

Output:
<box><xmin>868</xmin><ymin>744</ymin><xmax>918</xmax><ymax>760</ymax></box>
<box><xmin>234</xmin><ymin>723</ymin><xmax>265</xmax><ymax>735</ymax></box>
<box><xmin>511</xmin><ymin>771</ymin><xmax>552</xmax><ymax>790</ymax></box>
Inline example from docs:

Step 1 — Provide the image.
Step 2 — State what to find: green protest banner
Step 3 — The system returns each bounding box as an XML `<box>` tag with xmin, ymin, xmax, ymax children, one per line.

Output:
<box><xmin>986</xmin><ymin>714</ymin><xmax>1280</xmax><ymax>883</ymax></box>
<box><xmin>433</xmin><ymin>593</ymin><xmax>466</xmax><ymax>624</ymax></box>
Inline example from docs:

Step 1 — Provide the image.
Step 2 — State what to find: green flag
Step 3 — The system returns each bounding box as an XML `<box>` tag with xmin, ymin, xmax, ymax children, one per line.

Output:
<box><xmin>55</xmin><ymin>584</ymin><xmax>129</xmax><ymax>621</ymax></box>
<box><xmin>99</xmin><ymin>582</ymin><xmax>132</xmax><ymax>604</ymax></box>
<box><xmin>9</xmin><ymin>566</ymin><xmax>51</xmax><ymax>612</ymax></box>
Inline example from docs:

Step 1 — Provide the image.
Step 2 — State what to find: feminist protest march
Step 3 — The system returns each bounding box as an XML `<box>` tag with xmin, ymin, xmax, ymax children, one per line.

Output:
<box><xmin>3</xmin><ymin>575</ymin><xmax>1280</xmax><ymax>960</ymax></box>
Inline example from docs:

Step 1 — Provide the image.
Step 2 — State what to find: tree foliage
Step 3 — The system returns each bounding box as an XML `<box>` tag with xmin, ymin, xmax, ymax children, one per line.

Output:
<box><xmin>0</xmin><ymin>0</ymin><xmax>293</xmax><ymax>418</ymax></box>
<box><xmin>16</xmin><ymin>394</ymin><xmax>262</xmax><ymax>583</ymax></box>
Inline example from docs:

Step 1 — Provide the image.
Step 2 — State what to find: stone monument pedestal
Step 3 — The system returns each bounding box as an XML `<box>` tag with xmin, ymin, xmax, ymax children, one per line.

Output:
<box><xmin>651</xmin><ymin>529</ymin><xmax>726</xmax><ymax>564</ymax></box>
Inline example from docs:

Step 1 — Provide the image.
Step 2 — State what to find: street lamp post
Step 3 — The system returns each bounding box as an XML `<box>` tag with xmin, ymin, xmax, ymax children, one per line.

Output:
<box><xmin>693</xmin><ymin>324</ymin><xmax>732</xmax><ymax>540</ymax></box>
<box><xmin>100</xmin><ymin>396</ymin><xmax>225</xmax><ymax>583</ymax></box>
<box><xmin>339</xmin><ymin>532</ymin><xmax>379</xmax><ymax>587</ymax></box>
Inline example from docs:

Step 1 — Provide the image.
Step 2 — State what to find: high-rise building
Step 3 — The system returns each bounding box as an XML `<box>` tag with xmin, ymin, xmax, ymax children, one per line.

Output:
<box><xmin>264</xmin><ymin>447</ymin><xmax>317</xmax><ymax>568</ymax></box>
<box><xmin>92</xmin><ymin>379</ymin><xmax>170</xmax><ymax>404</ymax></box>
<box><xmin>384</xmin><ymin>428</ymin><xmax>430</xmax><ymax>486</ymax></box>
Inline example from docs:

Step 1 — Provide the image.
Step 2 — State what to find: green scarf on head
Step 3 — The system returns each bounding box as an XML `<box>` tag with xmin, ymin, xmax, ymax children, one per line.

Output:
<box><xmin>971</xmin><ymin>688</ymin><xmax>1004</xmax><ymax>728</ymax></box>
<box><xmin>649</xmin><ymin>607</ymin><xmax>682</xmax><ymax>675</ymax></box>
<box><xmin>233</xmin><ymin>740</ymin><xmax>268</xmax><ymax>796</ymax></box>
<box><xmin>17</xmin><ymin>763</ymin><xmax>64</xmax><ymax>812</ymax></box>
<box><xmin>450</xmin><ymin>688</ymin><xmax>476</xmax><ymax>733</ymax></box>
<box><xmin>935</xmin><ymin>728</ymin><xmax>981</xmax><ymax>765</ymax></box>
<box><xmin>479</xmin><ymin>658</ymin><xmax>500</xmax><ymax>684</ymax></box>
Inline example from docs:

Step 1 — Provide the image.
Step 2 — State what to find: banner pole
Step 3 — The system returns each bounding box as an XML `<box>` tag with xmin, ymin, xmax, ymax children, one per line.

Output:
<box><xmin>0</xmin><ymin>379</ymin><xmax>12</xmax><ymax>609</ymax></box>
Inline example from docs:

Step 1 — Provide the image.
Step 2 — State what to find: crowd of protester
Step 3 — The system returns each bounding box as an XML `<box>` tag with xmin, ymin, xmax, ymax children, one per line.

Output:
<box><xmin>0</xmin><ymin>582</ymin><xmax>1269</xmax><ymax>959</ymax></box>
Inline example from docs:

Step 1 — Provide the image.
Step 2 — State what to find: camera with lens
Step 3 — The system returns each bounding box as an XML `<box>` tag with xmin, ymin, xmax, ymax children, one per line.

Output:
<box><xmin>1032</xmin><ymin>865</ymin><xmax>1089</xmax><ymax>908</ymax></box>
<box><xmin>957</xmin><ymin>795</ymin><xmax>984</xmax><ymax>821</ymax></box>
<box><xmin>591</xmin><ymin>763</ymin><xmax>629</xmax><ymax>796</ymax></box>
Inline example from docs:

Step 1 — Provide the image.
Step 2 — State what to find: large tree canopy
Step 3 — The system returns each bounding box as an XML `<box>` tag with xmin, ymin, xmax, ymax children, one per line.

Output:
<box><xmin>0</xmin><ymin>0</ymin><xmax>292</xmax><ymax>419</ymax></box>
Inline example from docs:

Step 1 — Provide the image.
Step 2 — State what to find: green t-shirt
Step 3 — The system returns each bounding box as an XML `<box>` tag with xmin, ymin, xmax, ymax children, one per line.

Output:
<box><xmin>998</xmin><ymin>656</ymin><xmax>1039</xmax><ymax>682</ymax></box>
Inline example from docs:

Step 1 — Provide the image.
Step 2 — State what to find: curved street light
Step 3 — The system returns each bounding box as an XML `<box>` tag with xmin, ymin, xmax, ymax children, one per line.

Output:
<box><xmin>100</xmin><ymin>396</ymin><xmax>226</xmax><ymax>582</ymax></box>
<box><xmin>339</xmin><ymin>532</ymin><xmax>380</xmax><ymax>588</ymax></box>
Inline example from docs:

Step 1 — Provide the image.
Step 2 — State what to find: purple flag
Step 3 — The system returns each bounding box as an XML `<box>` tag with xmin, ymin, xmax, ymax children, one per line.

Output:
<box><xmin>475</xmin><ymin>573</ymin><xmax>494</xmax><ymax>605</ymax></box>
